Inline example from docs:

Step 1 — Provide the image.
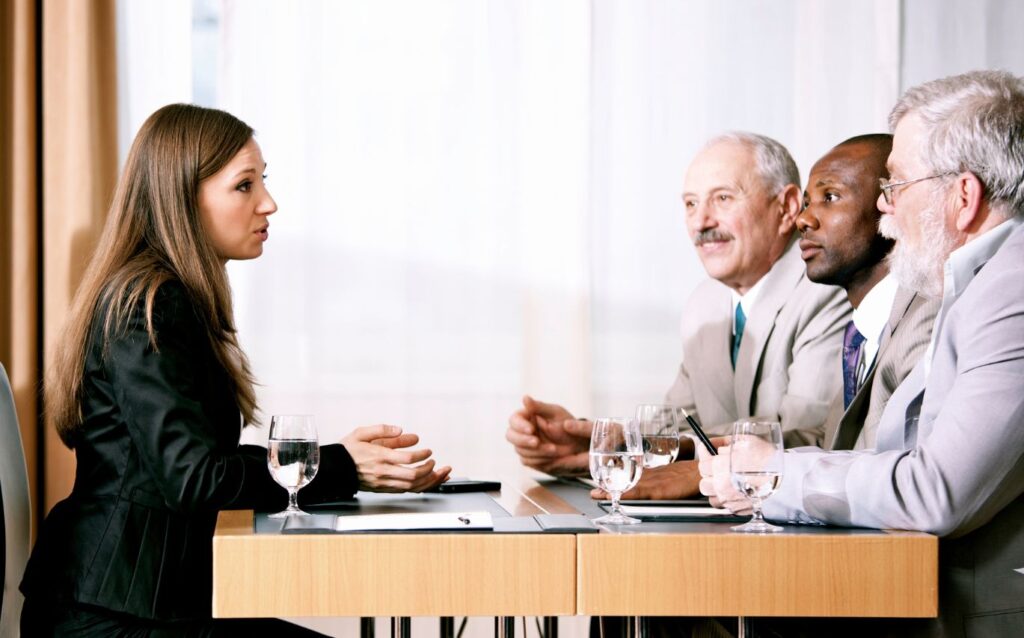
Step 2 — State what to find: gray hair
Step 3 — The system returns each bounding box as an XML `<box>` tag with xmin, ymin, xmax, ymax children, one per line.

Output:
<box><xmin>703</xmin><ymin>131</ymin><xmax>800</xmax><ymax>196</ymax></box>
<box><xmin>889</xmin><ymin>70</ymin><xmax>1024</xmax><ymax>217</ymax></box>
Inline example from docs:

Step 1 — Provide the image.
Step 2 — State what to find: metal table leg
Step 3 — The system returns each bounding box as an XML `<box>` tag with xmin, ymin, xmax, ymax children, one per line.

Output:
<box><xmin>360</xmin><ymin>617</ymin><xmax>375</xmax><ymax>638</ymax></box>
<box><xmin>495</xmin><ymin>616</ymin><xmax>515</xmax><ymax>637</ymax></box>
<box><xmin>391</xmin><ymin>616</ymin><xmax>411</xmax><ymax>638</ymax></box>
<box><xmin>440</xmin><ymin>617</ymin><xmax>455</xmax><ymax>638</ymax></box>
<box><xmin>542</xmin><ymin>616</ymin><xmax>558</xmax><ymax>638</ymax></box>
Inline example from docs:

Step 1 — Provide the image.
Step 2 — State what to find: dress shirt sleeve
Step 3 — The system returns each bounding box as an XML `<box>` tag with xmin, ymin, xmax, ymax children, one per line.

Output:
<box><xmin>105</xmin><ymin>283</ymin><xmax>359</xmax><ymax>513</ymax></box>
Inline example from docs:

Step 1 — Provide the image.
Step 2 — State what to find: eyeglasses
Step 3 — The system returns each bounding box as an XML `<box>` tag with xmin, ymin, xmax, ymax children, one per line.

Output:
<box><xmin>878</xmin><ymin>172</ymin><xmax>955</xmax><ymax>205</ymax></box>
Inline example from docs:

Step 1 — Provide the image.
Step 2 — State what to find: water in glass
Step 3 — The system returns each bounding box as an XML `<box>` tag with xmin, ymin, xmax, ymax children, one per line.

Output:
<box><xmin>267</xmin><ymin>415</ymin><xmax>319</xmax><ymax>518</ymax></box>
<box><xmin>729</xmin><ymin>419</ymin><xmax>784</xmax><ymax>533</ymax></box>
<box><xmin>589</xmin><ymin>417</ymin><xmax>643</xmax><ymax>525</ymax></box>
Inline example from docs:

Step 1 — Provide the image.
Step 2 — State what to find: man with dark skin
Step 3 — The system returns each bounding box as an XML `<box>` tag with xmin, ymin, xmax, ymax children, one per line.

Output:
<box><xmin>798</xmin><ymin>135</ymin><xmax>894</xmax><ymax>307</ymax></box>
<box><xmin>797</xmin><ymin>134</ymin><xmax>938</xmax><ymax>453</ymax></box>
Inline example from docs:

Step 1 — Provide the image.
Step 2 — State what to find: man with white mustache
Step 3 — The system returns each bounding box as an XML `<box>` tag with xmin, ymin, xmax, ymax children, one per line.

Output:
<box><xmin>507</xmin><ymin>132</ymin><xmax>851</xmax><ymax>500</ymax></box>
<box><xmin>700</xmin><ymin>70</ymin><xmax>1024</xmax><ymax>636</ymax></box>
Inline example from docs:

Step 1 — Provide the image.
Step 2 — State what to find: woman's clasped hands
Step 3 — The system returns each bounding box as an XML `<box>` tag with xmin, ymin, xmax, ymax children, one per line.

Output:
<box><xmin>341</xmin><ymin>425</ymin><xmax>451</xmax><ymax>493</ymax></box>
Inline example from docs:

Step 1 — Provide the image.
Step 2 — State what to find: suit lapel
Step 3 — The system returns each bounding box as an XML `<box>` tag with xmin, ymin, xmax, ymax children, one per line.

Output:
<box><xmin>692</xmin><ymin>284</ymin><xmax>737</xmax><ymax>419</ymax></box>
<box><xmin>734</xmin><ymin>239</ymin><xmax>804</xmax><ymax>415</ymax></box>
<box><xmin>831</xmin><ymin>366</ymin><xmax>875</xmax><ymax>449</ymax></box>
<box><xmin>873</xmin><ymin>286</ymin><xmax>916</xmax><ymax>366</ymax></box>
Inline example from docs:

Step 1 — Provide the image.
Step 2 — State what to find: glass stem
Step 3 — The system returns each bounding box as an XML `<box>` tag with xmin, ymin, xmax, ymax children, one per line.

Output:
<box><xmin>287</xmin><ymin>488</ymin><xmax>299</xmax><ymax>512</ymax></box>
<box><xmin>611</xmin><ymin>491</ymin><xmax>622</xmax><ymax>516</ymax></box>
<box><xmin>750</xmin><ymin>497</ymin><xmax>763</xmax><ymax>522</ymax></box>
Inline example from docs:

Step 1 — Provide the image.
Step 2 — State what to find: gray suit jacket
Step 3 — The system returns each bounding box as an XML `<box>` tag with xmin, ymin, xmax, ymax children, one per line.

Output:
<box><xmin>823</xmin><ymin>287</ymin><xmax>939</xmax><ymax>451</ymax></box>
<box><xmin>665</xmin><ymin>238</ymin><xmax>851</xmax><ymax>446</ymax></box>
<box><xmin>766</xmin><ymin>221</ymin><xmax>1024</xmax><ymax>636</ymax></box>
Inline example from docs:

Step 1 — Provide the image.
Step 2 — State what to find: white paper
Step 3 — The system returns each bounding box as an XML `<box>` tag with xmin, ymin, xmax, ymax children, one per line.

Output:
<box><xmin>618</xmin><ymin>505</ymin><xmax>736</xmax><ymax>518</ymax></box>
<box><xmin>332</xmin><ymin>511</ymin><xmax>494</xmax><ymax>531</ymax></box>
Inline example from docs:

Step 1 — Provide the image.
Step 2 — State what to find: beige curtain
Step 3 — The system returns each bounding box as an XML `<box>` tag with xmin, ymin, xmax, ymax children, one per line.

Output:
<box><xmin>1</xmin><ymin>0</ymin><xmax>41</xmax><ymax>526</ymax></box>
<box><xmin>1</xmin><ymin>0</ymin><xmax>118</xmax><ymax>523</ymax></box>
<box><xmin>41</xmin><ymin>0</ymin><xmax>118</xmax><ymax>512</ymax></box>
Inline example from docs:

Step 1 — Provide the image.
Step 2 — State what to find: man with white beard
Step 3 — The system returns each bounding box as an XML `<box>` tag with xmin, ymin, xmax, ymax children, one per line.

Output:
<box><xmin>700</xmin><ymin>70</ymin><xmax>1024</xmax><ymax>636</ymax></box>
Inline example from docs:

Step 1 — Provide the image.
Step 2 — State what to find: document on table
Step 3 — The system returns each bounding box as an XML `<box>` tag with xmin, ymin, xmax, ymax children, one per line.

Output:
<box><xmin>618</xmin><ymin>504</ymin><xmax>736</xmax><ymax>519</ymax></box>
<box><xmin>596</xmin><ymin>501</ymin><xmax>743</xmax><ymax>521</ymax></box>
<box><xmin>282</xmin><ymin>511</ymin><xmax>494</xmax><ymax>533</ymax></box>
<box><xmin>334</xmin><ymin>511</ymin><xmax>494</xmax><ymax>531</ymax></box>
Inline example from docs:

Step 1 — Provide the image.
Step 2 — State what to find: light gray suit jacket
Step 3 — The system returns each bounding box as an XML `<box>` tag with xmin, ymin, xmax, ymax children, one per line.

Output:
<box><xmin>766</xmin><ymin>221</ymin><xmax>1024</xmax><ymax>636</ymax></box>
<box><xmin>823</xmin><ymin>287</ymin><xmax>939</xmax><ymax>451</ymax></box>
<box><xmin>665</xmin><ymin>238</ymin><xmax>851</xmax><ymax>446</ymax></box>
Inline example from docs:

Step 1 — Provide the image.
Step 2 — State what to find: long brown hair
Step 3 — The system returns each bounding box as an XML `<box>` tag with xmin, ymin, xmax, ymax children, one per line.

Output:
<box><xmin>48</xmin><ymin>103</ymin><xmax>260</xmax><ymax>447</ymax></box>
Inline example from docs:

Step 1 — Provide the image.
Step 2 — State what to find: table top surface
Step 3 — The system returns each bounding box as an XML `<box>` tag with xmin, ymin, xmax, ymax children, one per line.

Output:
<box><xmin>213</xmin><ymin>472</ymin><xmax>937</xmax><ymax>619</ymax></box>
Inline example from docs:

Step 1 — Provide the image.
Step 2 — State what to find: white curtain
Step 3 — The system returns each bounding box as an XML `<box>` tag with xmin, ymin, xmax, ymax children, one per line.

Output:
<box><xmin>118</xmin><ymin>0</ymin><xmax>1024</xmax><ymax>476</ymax></box>
<box><xmin>211</xmin><ymin>0</ymin><xmax>905</xmax><ymax>477</ymax></box>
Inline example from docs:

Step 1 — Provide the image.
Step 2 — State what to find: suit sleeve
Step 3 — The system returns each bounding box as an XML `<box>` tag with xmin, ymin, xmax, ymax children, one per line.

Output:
<box><xmin>106</xmin><ymin>283</ymin><xmax>359</xmax><ymax>514</ymax></box>
<box><xmin>664</xmin><ymin>353</ymin><xmax>700</xmax><ymax>426</ymax></box>
<box><xmin>765</xmin><ymin>267</ymin><xmax>1024</xmax><ymax>537</ymax></box>
<box><xmin>777</xmin><ymin>284</ymin><xmax>850</xmax><ymax>448</ymax></box>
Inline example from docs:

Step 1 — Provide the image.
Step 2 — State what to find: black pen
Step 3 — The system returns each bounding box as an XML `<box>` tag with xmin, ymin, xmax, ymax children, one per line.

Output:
<box><xmin>679</xmin><ymin>407</ymin><xmax>717</xmax><ymax>456</ymax></box>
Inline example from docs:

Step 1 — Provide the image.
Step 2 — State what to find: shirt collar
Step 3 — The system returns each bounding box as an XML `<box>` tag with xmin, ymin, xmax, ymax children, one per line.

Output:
<box><xmin>944</xmin><ymin>216</ymin><xmax>1024</xmax><ymax>301</ymax></box>
<box><xmin>730</xmin><ymin>273</ymin><xmax>766</xmax><ymax>318</ymax></box>
<box><xmin>852</xmin><ymin>273</ymin><xmax>899</xmax><ymax>345</ymax></box>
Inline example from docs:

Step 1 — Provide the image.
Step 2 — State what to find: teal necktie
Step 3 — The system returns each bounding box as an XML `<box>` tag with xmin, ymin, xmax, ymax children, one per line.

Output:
<box><xmin>732</xmin><ymin>302</ymin><xmax>746</xmax><ymax>369</ymax></box>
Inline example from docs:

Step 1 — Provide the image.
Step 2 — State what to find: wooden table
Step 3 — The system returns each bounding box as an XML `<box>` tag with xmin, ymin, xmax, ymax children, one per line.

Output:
<box><xmin>212</xmin><ymin>475</ymin><xmax>938</xmax><ymax>628</ymax></box>
<box><xmin>576</xmin><ymin>529</ymin><xmax>937</xmax><ymax>617</ymax></box>
<box><xmin>212</xmin><ymin>476</ymin><xmax>578</xmax><ymax>619</ymax></box>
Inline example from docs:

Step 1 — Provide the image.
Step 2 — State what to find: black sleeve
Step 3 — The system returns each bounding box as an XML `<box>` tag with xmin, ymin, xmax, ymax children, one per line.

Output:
<box><xmin>106</xmin><ymin>282</ymin><xmax>359</xmax><ymax>513</ymax></box>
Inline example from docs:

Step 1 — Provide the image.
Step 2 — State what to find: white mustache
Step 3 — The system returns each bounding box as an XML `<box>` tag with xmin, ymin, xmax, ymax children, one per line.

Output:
<box><xmin>878</xmin><ymin>215</ymin><xmax>901</xmax><ymax>240</ymax></box>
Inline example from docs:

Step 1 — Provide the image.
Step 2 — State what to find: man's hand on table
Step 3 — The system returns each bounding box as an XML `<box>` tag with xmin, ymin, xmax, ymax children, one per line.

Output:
<box><xmin>589</xmin><ymin>460</ymin><xmax>702</xmax><ymax>500</ymax></box>
<box><xmin>505</xmin><ymin>395</ymin><xmax>592</xmax><ymax>476</ymax></box>
<box><xmin>697</xmin><ymin>437</ymin><xmax>755</xmax><ymax>515</ymax></box>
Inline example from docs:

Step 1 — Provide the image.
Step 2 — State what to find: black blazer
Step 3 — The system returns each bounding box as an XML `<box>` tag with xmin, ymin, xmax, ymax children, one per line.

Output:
<box><xmin>21</xmin><ymin>281</ymin><xmax>359</xmax><ymax>621</ymax></box>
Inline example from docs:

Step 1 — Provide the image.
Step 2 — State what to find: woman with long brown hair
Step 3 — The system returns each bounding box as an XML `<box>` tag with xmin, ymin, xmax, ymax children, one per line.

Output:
<box><xmin>20</xmin><ymin>104</ymin><xmax>450</xmax><ymax>636</ymax></box>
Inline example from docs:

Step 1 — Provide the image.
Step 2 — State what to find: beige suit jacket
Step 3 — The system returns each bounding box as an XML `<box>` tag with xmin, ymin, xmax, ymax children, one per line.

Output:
<box><xmin>823</xmin><ymin>287</ymin><xmax>940</xmax><ymax>451</ymax></box>
<box><xmin>665</xmin><ymin>238</ymin><xmax>851</xmax><ymax>446</ymax></box>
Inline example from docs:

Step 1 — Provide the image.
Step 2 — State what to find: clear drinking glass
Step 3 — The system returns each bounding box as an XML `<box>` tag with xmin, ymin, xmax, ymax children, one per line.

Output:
<box><xmin>267</xmin><ymin>414</ymin><xmax>320</xmax><ymax>518</ymax></box>
<box><xmin>635</xmin><ymin>404</ymin><xmax>680</xmax><ymax>468</ymax></box>
<box><xmin>589</xmin><ymin>417</ymin><xmax>644</xmax><ymax>525</ymax></box>
<box><xmin>729</xmin><ymin>419</ymin><xmax>784</xmax><ymax>533</ymax></box>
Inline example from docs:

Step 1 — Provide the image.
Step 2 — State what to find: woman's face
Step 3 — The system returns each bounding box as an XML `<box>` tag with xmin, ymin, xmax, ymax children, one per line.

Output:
<box><xmin>197</xmin><ymin>138</ymin><xmax>277</xmax><ymax>262</ymax></box>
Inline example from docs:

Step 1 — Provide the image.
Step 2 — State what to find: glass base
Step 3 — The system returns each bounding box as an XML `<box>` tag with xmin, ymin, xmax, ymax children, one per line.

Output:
<box><xmin>731</xmin><ymin>518</ymin><xmax>783</xmax><ymax>533</ymax></box>
<box><xmin>593</xmin><ymin>512</ymin><xmax>642</xmax><ymax>525</ymax></box>
<box><xmin>268</xmin><ymin>507</ymin><xmax>311</xmax><ymax>518</ymax></box>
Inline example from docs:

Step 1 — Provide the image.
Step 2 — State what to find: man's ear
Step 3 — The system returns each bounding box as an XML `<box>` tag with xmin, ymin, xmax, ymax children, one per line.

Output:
<box><xmin>777</xmin><ymin>184</ymin><xmax>802</xmax><ymax>235</ymax></box>
<box><xmin>952</xmin><ymin>172</ymin><xmax>985</xmax><ymax>232</ymax></box>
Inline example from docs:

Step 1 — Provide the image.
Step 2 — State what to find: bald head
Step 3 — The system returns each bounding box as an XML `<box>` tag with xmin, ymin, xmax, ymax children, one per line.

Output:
<box><xmin>834</xmin><ymin>134</ymin><xmax>893</xmax><ymax>179</ymax></box>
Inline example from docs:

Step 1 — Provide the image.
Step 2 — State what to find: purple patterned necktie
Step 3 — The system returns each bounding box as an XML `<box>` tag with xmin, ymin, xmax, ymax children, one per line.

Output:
<box><xmin>842</xmin><ymin>320</ymin><xmax>866</xmax><ymax>409</ymax></box>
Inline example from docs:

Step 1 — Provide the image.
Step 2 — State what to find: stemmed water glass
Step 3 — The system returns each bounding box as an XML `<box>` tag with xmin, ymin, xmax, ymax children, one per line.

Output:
<box><xmin>635</xmin><ymin>404</ymin><xmax>680</xmax><ymax>468</ymax></box>
<box><xmin>267</xmin><ymin>414</ymin><xmax>320</xmax><ymax>518</ymax></box>
<box><xmin>589</xmin><ymin>417</ymin><xmax>644</xmax><ymax>525</ymax></box>
<box><xmin>729</xmin><ymin>419</ymin><xmax>784</xmax><ymax>533</ymax></box>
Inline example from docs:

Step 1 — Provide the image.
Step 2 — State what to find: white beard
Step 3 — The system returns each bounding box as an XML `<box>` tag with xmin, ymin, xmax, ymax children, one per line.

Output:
<box><xmin>878</xmin><ymin>201</ymin><xmax>957</xmax><ymax>299</ymax></box>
